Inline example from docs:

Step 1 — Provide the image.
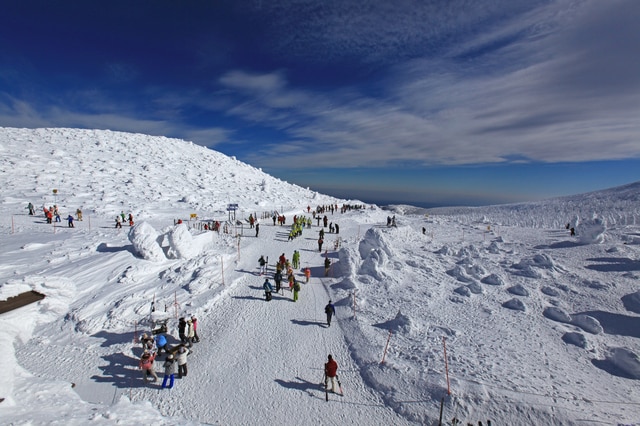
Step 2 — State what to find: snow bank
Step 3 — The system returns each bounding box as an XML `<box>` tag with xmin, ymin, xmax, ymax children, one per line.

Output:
<box><xmin>128</xmin><ymin>222</ymin><xmax>166</xmax><ymax>261</ymax></box>
<box><xmin>576</xmin><ymin>217</ymin><xmax>606</xmax><ymax>245</ymax></box>
<box><xmin>167</xmin><ymin>223</ymin><xmax>198</xmax><ymax>259</ymax></box>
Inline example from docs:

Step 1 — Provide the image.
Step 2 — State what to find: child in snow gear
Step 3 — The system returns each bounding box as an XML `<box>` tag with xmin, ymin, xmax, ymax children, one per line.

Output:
<box><xmin>325</xmin><ymin>301</ymin><xmax>336</xmax><ymax>327</ymax></box>
<box><xmin>263</xmin><ymin>278</ymin><xmax>274</xmax><ymax>301</ymax></box>
<box><xmin>324</xmin><ymin>354</ymin><xmax>338</xmax><ymax>392</ymax></box>
<box><xmin>139</xmin><ymin>351</ymin><xmax>158</xmax><ymax>383</ymax></box>
<box><xmin>162</xmin><ymin>354</ymin><xmax>176</xmax><ymax>389</ymax></box>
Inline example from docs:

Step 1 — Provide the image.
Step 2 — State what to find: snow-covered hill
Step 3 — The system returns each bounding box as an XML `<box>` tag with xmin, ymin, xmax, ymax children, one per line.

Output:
<box><xmin>1</xmin><ymin>127</ymin><xmax>639</xmax><ymax>425</ymax></box>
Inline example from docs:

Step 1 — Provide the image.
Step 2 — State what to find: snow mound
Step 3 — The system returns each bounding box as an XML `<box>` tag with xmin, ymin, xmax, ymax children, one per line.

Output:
<box><xmin>503</xmin><ymin>298</ymin><xmax>526</xmax><ymax>311</ymax></box>
<box><xmin>166</xmin><ymin>223</ymin><xmax>198</xmax><ymax>259</ymax></box>
<box><xmin>622</xmin><ymin>291</ymin><xmax>640</xmax><ymax>314</ymax></box>
<box><xmin>576</xmin><ymin>217</ymin><xmax>606</xmax><ymax>245</ymax></box>
<box><xmin>543</xmin><ymin>306</ymin><xmax>572</xmax><ymax>323</ymax></box>
<box><xmin>128</xmin><ymin>222</ymin><xmax>166</xmax><ymax>262</ymax></box>
<box><xmin>562</xmin><ymin>332</ymin><xmax>589</xmax><ymax>349</ymax></box>
<box><xmin>507</xmin><ymin>284</ymin><xmax>529</xmax><ymax>296</ymax></box>
<box><xmin>480</xmin><ymin>273</ymin><xmax>505</xmax><ymax>286</ymax></box>
<box><xmin>571</xmin><ymin>314</ymin><xmax>603</xmax><ymax>335</ymax></box>
<box><xmin>596</xmin><ymin>347</ymin><xmax>640</xmax><ymax>379</ymax></box>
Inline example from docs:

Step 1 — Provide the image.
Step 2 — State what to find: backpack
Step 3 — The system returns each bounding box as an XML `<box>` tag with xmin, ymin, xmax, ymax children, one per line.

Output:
<box><xmin>325</xmin><ymin>304</ymin><xmax>332</xmax><ymax>314</ymax></box>
<box><xmin>293</xmin><ymin>282</ymin><xmax>301</xmax><ymax>292</ymax></box>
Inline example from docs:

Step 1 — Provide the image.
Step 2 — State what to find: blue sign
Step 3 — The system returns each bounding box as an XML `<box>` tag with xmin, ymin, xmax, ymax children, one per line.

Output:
<box><xmin>227</xmin><ymin>203</ymin><xmax>239</xmax><ymax>211</ymax></box>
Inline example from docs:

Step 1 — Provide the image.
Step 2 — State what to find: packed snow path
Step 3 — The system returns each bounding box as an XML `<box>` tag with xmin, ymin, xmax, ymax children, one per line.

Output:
<box><xmin>127</xmin><ymin>219</ymin><xmax>410</xmax><ymax>424</ymax></box>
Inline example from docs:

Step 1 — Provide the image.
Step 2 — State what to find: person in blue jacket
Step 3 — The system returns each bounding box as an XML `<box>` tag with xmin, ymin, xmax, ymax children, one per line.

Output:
<box><xmin>263</xmin><ymin>278</ymin><xmax>273</xmax><ymax>301</ymax></box>
<box><xmin>156</xmin><ymin>334</ymin><xmax>168</xmax><ymax>354</ymax></box>
<box><xmin>324</xmin><ymin>300</ymin><xmax>336</xmax><ymax>327</ymax></box>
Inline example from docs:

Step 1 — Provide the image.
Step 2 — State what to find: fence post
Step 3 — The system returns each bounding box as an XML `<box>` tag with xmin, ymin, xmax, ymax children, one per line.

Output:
<box><xmin>443</xmin><ymin>336</ymin><xmax>451</xmax><ymax>395</ymax></box>
<box><xmin>380</xmin><ymin>330</ymin><xmax>392</xmax><ymax>364</ymax></box>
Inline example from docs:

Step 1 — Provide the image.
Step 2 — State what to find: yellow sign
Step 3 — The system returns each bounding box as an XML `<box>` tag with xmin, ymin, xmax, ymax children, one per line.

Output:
<box><xmin>53</xmin><ymin>189</ymin><xmax>58</xmax><ymax>194</ymax></box>
<box><xmin>190</xmin><ymin>213</ymin><xmax>198</xmax><ymax>219</ymax></box>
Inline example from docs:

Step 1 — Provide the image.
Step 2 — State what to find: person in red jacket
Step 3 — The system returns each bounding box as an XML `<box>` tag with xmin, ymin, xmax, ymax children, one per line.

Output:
<box><xmin>324</xmin><ymin>354</ymin><xmax>338</xmax><ymax>392</ymax></box>
<box><xmin>139</xmin><ymin>351</ymin><xmax>158</xmax><ymax>383</ymax></box>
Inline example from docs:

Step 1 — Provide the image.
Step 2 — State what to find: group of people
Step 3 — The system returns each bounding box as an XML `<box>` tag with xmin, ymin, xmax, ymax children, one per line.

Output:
<box><xmin>138</xmin><ymin>315</ymin><xmax>200</xmax><ymax>389</ymax></box>
<box><xmin>115</xmin><ymin>211</ymin><xmax>134</xmax><ymax>228</ymax></box>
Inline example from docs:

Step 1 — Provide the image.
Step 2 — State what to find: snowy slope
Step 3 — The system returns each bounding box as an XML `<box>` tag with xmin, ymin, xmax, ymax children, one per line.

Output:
<box><xmin>1</xmin><ymin>127</ymin><xmax>639</xmax><ymax>425</ymax></box>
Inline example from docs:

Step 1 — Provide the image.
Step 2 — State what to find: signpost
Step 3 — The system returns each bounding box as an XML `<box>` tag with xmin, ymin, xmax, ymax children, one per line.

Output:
<box><xmin>227</xmin><ymin>203</ymin><xmax>238</xmax><ymax>221</ymax></box>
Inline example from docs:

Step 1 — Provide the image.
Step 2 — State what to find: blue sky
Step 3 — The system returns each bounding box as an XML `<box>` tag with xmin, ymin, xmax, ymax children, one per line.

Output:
<box><xmin>1</xmin><ymin>0</ymin><xmax>639</xmax><ymax>207</ymax></box>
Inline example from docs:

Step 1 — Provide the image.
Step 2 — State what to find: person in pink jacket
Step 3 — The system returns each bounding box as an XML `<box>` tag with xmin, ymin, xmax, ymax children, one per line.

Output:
<box><xmin>139</xmin><ymin>351</ymin><xmax>158</xmax><ymax>383</ymax></box>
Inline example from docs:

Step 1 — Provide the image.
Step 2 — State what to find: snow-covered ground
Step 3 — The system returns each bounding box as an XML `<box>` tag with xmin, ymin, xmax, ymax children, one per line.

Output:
<box><xmin>1</xmin><ymin>127</ymin><xmax>639</xmax><ymax>425</ymax></box>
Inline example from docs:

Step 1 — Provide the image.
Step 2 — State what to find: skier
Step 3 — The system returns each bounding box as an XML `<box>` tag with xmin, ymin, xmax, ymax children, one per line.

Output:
<box><xmin>66</xmin><ymin>214</ymin><xmax>74</xmax><ymax>228</ymax></box>
<box><xmin>139</xmin><ymin>351</ymin><xmax>158</xmax><ymax>383</ymax></box>
<box><xmin>324</xmin><ymin>257</ymin><xmax>331</xmax><ymax>276</ymax></box>
<box><xmin>292</xmin><ymin>280</ymin><xmax>301</xmax><ymax>302</ymax></box>
<box><xmin>258</xmin><ymin>255</ymin><xmax>267</xmax><ymax>275</ymax></box>
<box><xmin>178</xmin><ymin>317</ymin><xmax>187</xmax><ymax>344</ymax></box>
<box><xmin>191</xmin><ymin>316</ymin><xmax>200</xmax><ymax>343</ymax></box>
<box><xmin>324</xmin><ymin>354</ymin><xmax>339</xmax><ymax>393</ymax></box>
<box><xmin>324</xmin><ymin>300</ymin><xmax>336</xmax><ymax>327</ymax></box>
<box><xmin>175</xmin><ymin>345</ymin><xmax>190</xmax><ymax>378</ymax></box>
<box><xmin>162</xmin><ymin>354</ymin><xmax>176</xmax><ymax>389</ymax></box>
<box><xmin>263</xmin><ymin>278</ymin><xmax>274</xmax><ymax>301</ymax></box>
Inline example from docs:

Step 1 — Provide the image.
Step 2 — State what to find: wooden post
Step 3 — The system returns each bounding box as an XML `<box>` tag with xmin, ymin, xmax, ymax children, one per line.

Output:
<box><xmin>443</xmin><ymin>337</ymin><xmax>451</xmax><ymax>395</ymax></box>
<box><xmin>380</xmin><ymin>330</ymin><xmax>392</xmax><ymax>364</ymax></box>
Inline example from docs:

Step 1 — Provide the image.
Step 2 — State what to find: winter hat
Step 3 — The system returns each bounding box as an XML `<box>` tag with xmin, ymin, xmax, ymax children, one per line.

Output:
<box><xmin>167</xmin><ymin>354</ymin><xmax>174</xmax><ymax>360</ymax></box>
<box><xmin>328</xmin><ymin>354</ymin><xmax>333</xmax><ymax>360</ymax></box>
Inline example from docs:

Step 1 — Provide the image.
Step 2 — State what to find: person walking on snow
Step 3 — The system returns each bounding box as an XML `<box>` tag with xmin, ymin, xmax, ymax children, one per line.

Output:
<box><xmin>66</xmin><ymin>214</ymin><xmax>74</xmax><ymax>228</ymax></box>
<box><xmin>318</xmin><ymin>237</ymin><xmax>324</xmax><ymax>252</ymax></box>
<box><xmin>115</xmin><ymin>215</ymin><xmax>122</xmax><ymax>228</ymax></box>
<box><xmin>186</xmin><ymin>318</ymin><xmax>195</xmax><ymax>347</ymax></box>
<box><xmin>324</xmin><ymin>354</ymin><xmax>339</xmax><ymax>392</ymax></box>
<box><xmin>162</xmin><ymin>354</ymin><xmax>176</xmax><ymax>389</ymax></box>
<box><xmin>258</xmin><ymin>255</ymin><xmax>267</xmax><ymax>275</ymax></box>
<box><xmin>191</xmin><ymin>316</ymin><xmax>200</xmax><ymax>343</ymax></box>
<box><xmin>178</xmin><ymin>317</ymin><xmax>187</xmax><ymax>344</ymax></box>
<box><xmin>292</xmin><ymin>250</ymin><xmax>300</xmax><ymax>269</ymax></box>
<box><xmin>325</xmin><ymin>300</ymin><xmax>336</xmax><ymax>327</ymax></box>
<box><xmin>255</xmin><ymin>222</ymin><xmax>260</xmax><ymax>237</ymax></box>
<box><xmin>292</xmin><ymin>280</ymin><xmax>301</xmax><ymax>302</ymax></box>
<box><xmin>304</xmin><ymin>267</ymin><xmax>311</xmax><ymax>283</ymax></box>
<box><xmin>324</xmin><ymin>257</ymin><xmax>331</xmax><ymax>276</ymax></box>
<box><xmin>139</xmin><ymin>351</ymin><xmax>158</xmax><ymax>383</ymax></box>
<box><xmin>176</xmin><ymin>345</ymin><xmax>190</xmax><ymax>378</ymax></box>
<box><xmin>263</xmin><ymin>278</ymin><xmax>274</xmax><ymax>301</ymax></box>
<box><xmin>274</xmin><ymin>270</ymin><xmax>283</xmax><ymax>293</ymax></box>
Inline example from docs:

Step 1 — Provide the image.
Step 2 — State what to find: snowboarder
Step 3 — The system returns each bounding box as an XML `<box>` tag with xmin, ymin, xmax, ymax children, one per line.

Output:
<box><xmin>162</xmin><ymin>354</ymin><xmax>176</xmax><ymax>389</ymax></box>
<box><xmin>263</xmin><ymin>278</ymin><xmax>274</xmax><ymax>301</ymax></box>
<box><xmin>258</xmin><ymin>255</ymin><xmax>267</xmax><ymax>275</ymax></box>
<box><xmin>324</xmin><ymin>354</ymin><xmax>339</xmax><ymax>392</ymax></box>
<box><xmin>324</xmin><ymin>257</ymin><xmax>331</xmax><ymax>276</ymax></box>
<box><xmin>175</xmin><ymin>345</ymin><xmax>190</xmax><ymax>378</ymax></box>
<box><xmin>324</xmin><ymin>300</ymin><xmax>335</xmax><ymax>327</ymax></box>
<box><xmin>139</xmin><ymin>351</ymin><xmax>158</xmax><ymax>383</ymax></box>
